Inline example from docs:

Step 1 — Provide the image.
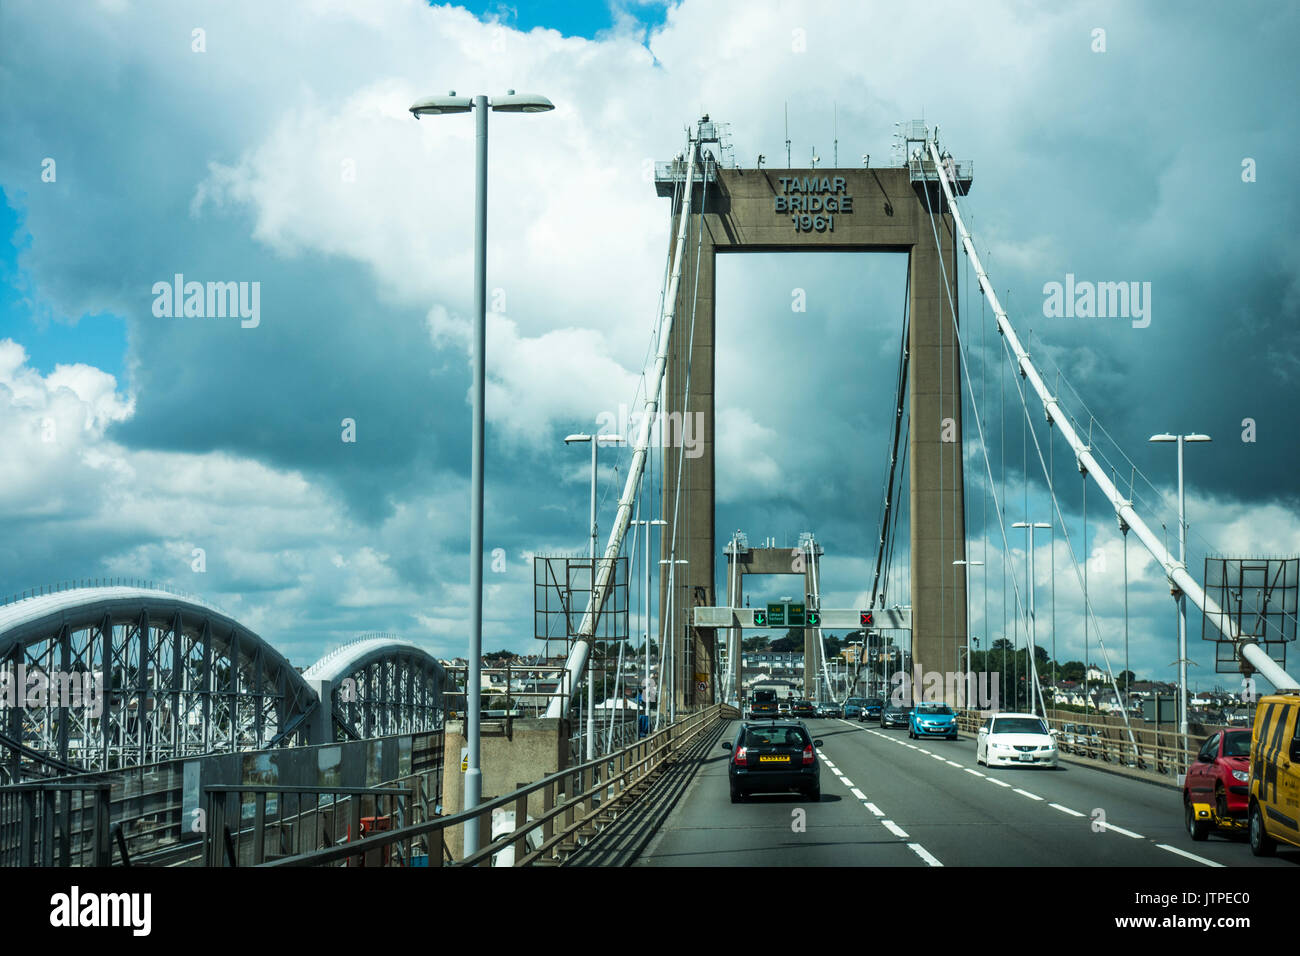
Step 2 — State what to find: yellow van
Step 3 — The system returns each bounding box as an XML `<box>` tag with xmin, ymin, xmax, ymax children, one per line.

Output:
<box><xmin>1248</xmin><ymin>692</ymin><xmax>1300</xmax><ymax>855</ymax></box>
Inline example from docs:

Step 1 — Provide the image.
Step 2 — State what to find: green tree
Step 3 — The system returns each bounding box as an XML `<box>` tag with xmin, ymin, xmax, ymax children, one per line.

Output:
<box><xmin>1059</xmin><ymin>660</ymin><xmax>1085</xmax><ymax>682</ymax></box>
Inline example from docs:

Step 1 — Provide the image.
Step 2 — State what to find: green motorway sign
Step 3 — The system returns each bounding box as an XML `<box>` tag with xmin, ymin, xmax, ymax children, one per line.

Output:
<box><xmin>788</xmin><ymin>603</ymin><xmax>806</xmax><ymax>626</ymax></box>
<box><xmin>766</xmin><ymin>602</ymin><xmax>786</xmax><ymax>627</ymax></box>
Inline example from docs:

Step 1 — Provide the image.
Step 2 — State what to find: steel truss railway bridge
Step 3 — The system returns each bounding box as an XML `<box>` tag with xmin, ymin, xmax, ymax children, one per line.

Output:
<box><xmin>0</xmin><ymin>582</ymin><xmax>446</xmax><ymax>784</ymax></box>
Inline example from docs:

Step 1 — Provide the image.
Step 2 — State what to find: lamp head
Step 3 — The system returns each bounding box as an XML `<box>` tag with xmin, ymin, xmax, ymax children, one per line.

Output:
<box><xmin>409</xmin><ymin>92</ymin><xmax>473</xmax><ymax>117</ymax></box>
<box><xmin>491</xmin><ymin>91</ymin><xmax>555</xmax><ymax>113</ymax></box>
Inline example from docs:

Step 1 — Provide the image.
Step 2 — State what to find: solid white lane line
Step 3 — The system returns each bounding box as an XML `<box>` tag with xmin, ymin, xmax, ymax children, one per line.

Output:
<box><xmin>850</xmin><ymin>787</ymin><xmax>867</xmax><ymax>801</ymax></box>
<box><xmin>882</xmin><ymin>820</ymin><xmax>909</xmax><ymax>839</ymax></box>
<box><xmin>908</xmin><ymin>843</ymin><xmax>943</xmax><ymax>867</ymax></box>
<box><xmin>964</xmin><ymin>768</ymin><xmax>986</xmax><ymax>777</ymax></box>
<box><xmin>865</xmin><ymin>803</ymin><xmax>885</xmax><ymax>817</ymax></box>
<box><xmin>1098</xmin><ymin>822</ymin><xmax>1144</xmax><ymax>839</ymax></box>
<box><xmin>1012</xmin><ymin>788</ymin><xmax>1044</xmax><ymax>801</ymax></box>
<box><xmin>1155</xmin><ymin>844</ymin><xmax>1224</xmax><ymax>867</ymax></box>
<box><xmin>1049</xmin><ymin>803</ymin><xmax>1084</xmax><ymax>817</ymax></box>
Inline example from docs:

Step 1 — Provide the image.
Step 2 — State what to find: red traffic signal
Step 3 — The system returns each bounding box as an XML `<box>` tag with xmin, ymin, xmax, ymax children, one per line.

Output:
<box><xmin>860</xmin><ymin>611</ymin><xmax>873</xmax><ymax>627</ymax></box>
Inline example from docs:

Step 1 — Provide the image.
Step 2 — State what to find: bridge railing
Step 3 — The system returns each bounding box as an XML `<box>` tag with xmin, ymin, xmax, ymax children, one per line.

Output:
<box><xmin>261</xmin><ymin>703</ymin><xmax>728</xmax><ymax>868</ymax></box>
<box><xmin>955</xmin><ymin>708</ymin><xmax>1230</xmax><ymax>778</ymax></box>
<box><xmin>0</xmin><ymin>577</ymin><xmax>228</xmax><ymax>615</ymax></box>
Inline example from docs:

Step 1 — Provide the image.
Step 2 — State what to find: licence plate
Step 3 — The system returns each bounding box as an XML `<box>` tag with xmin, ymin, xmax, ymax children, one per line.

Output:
<box><xmin>1019</xmin><ymin>753</ymin><xmax>1033</xmax><ymax>762</ymax></box>
<box><xmin>759</xmin><ymin>755</ymin><xmax>787</xmax><ymax>763</ymax></box>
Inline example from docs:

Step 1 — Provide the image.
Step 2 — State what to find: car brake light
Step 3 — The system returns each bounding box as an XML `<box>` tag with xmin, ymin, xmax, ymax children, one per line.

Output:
<box><xmin>733</xmin><ymin>745</ymin><xmax>748</xmax><ymax>767</ymax></box>
<box><xmin>803</xmin><ymin>744</ymin><xmax>815</xmax><ymax>766</ymax></box>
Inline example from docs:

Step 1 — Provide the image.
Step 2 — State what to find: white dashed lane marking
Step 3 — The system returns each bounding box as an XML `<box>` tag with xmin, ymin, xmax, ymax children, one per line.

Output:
<box><xmin>882</xmin><ymin>820</ymin><xmax>909</xmax><ymax>839</ymax></box>
<box><xmin>908</xmin><ymin>843</ymin><xmax>943</xmax><ymax>867</ymax></box>
<box><xmin>1155</xmin><ymin>844</ymin><xmax>1224</xmax><ymax>867</ymax></box>
<box><xmin>1012</xmin><ymin>788</ymin><xmax>1044</xmax><ymax>801</ymax></box>
<box><xmin>1097</xmin><ymin>821</ymin><xmax>1144</xmax><ymax>840</ymax></box>
<box><xmin>850</xmin><ymin>787</ymin><xmax>867</xmax><ymax>801</ymax></box>
<box><xmin>1049</xmin><ymin>803</ymin><xmax>1084</xmax><ymax>817</ymax></box>
<box><xmin>865</xmin><ymin>803</ymin><xmax>885</xmax><ymax>817</ymax></box>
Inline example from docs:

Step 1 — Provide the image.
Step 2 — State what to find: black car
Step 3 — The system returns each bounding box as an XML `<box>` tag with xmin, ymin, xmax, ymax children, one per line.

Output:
<box><xmin>857</xmin><ymin>698</ymin><xmax>884</xmax><ymax>722</ymax></box>
<box><xmin>723</xmin><ymin>721</ymin><xmax>823</xmax><ymax>802</ymax></box>
<box><xmin>880</xmin><ymin>702</ymin><xmax>912</xmax><ymax>728</ymax></box>
<box><xmin>790</xmin><ymin>699</ymin><xmax>816</xmax><ymax>718</ymax></box>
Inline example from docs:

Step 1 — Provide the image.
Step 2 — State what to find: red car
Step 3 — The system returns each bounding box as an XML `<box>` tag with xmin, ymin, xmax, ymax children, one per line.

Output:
<box><xmin>1183</xmin><ymin>729</ymin><xmax>1252</xmax><ymax>837</ymax></box>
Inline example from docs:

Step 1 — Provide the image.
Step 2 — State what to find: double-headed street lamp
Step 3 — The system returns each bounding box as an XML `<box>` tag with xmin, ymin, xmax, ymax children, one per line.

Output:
<box><xmin>631</xmin><ymin>518</ymin><xmax>668</xmax><ymax>726</ymax></box>
<box><xmin>1011</xmin><ymin>524</ymin><xmax>1050</xmax><ymax>715</ymax></box>
<box><xmin>1149</xmin><ymin>432</ymin><xmax>1211</xmax><ymax>766</ymax></box>
<box><xmin>409</xmin><ymin>88</ymin><xmax>553</xmax><ymax>858</ymax></box>
<box><xmin>565</xmin><ymin>432</ymin><xmax>625</xmax><ymax>760</ymax></box>
<box><xmin>953</xmin><ymin>559</ymin><xmax>984</xmax><ymax>708</ymax></box>
<box><xmin>659</xmin><ymin>558</ymin><xmax>689</xmax><ymax>725</ymax></box>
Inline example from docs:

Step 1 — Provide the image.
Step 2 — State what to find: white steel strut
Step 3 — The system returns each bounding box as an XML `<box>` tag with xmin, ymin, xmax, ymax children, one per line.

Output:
<box><xmin>545</xmin><ymin>133</ymin><xmax>701</xmax><ymax>719</ymax></box>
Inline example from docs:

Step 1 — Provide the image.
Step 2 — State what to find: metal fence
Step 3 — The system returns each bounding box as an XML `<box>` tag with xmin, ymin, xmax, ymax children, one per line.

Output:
<box><xmin>0</xmin><ymin>782</ymin><xmax>113</xmax><ymax>867</ymax></box>
<box><xmin>0</xmin><ymin>729</ymin><xmax>444</xmax><ymax>866</ymax></box>
<box><xmin>262</xmin><ymin>704</ymin><xmax>727</xmax><ymax>868</ymax></box>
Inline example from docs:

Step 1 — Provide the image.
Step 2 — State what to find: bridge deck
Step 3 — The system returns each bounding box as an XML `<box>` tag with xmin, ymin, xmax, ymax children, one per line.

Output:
<box><xmin>633</xmin><ymin>718</ymin><xmax>1300</xmax><ymax>868</ymax></box>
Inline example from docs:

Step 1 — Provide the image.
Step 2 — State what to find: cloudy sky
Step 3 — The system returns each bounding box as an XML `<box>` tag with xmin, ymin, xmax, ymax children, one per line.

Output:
<box><xmin>2</xmin><ymin>0</ymin><xmax>1297</xmax><ymax>690</ymax></box>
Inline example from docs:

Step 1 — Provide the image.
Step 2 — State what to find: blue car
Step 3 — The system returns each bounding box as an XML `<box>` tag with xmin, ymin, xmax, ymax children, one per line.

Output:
<box><xmin>843</xmin><ymin>697</ymin><xmax>868</xmax><ymax>719</ymax></box>
<box><xmin>857</xmin><ymin>698</ymin><xmax>884</xmax><ymax>722</ymax></box>
<box><xmin>909</xmin><ymin>702</ymin><xmax>958</xmax><ymax>740</ymax></box>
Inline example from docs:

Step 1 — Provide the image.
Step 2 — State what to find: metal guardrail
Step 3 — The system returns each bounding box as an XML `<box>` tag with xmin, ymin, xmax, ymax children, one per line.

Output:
<box><xmin>262</xmin><ymin>703</ymin><xmax>727</xmax><ymax>868</ymax></box>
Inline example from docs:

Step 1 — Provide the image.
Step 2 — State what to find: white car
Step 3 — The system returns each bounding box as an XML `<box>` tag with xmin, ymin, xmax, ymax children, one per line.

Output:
<box><xmin>976</xmin><ymin>713</ymin><xmax>1059</xmax><ymax>768</ymax></box>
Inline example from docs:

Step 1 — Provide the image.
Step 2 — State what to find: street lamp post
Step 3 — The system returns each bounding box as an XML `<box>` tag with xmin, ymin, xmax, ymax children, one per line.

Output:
<box><xmin>565</xmin><ymin>432</ymin><xmax>625</xmax><ymax>760</ymax></box>
<box><xmin>632</xmin><ymin>518</ymin><xmax>667</xmax><ymax>730</ymax></box>
<box><xmin>659</xmin><ymin>558</ymin><xmax>688</xmax><ymax>724</ymax></box>
<box><xmin>1011</xmin><ymin>524</ymin><xmax>1050</xmax><ymax>715</ymax></box>
<box><xmin>409</xmin><ymin>88</ymin><xmax>553</xmax><ymax>859</ymax></box>
<box><xmin>953</xmin><ymin>559</ymin><xmax>985</xmax><ymax>708</ymax></box>
<box><xmin>1149</xmin><ymin>432</ymin><xmax>1211</xmax><ymax>770</ymax></box>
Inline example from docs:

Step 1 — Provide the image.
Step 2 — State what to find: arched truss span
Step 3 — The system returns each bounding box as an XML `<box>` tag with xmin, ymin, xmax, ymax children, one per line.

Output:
<box><xmin>0</xmin><ymin>587</ymin><xmax>318</xmax><ymax>778</ymax></box>
<box><xmin>302</xmin><ymin>635</ymin><xmax>446</xmax><ymax>742</ymax></box>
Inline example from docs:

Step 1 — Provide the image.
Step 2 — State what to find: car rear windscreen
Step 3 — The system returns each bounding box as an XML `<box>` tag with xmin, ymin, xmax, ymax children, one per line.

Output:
<box><xmin>743</xmin><ymin>727</ymin><xmax>808</xmax><ymax>749</ymax></box>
